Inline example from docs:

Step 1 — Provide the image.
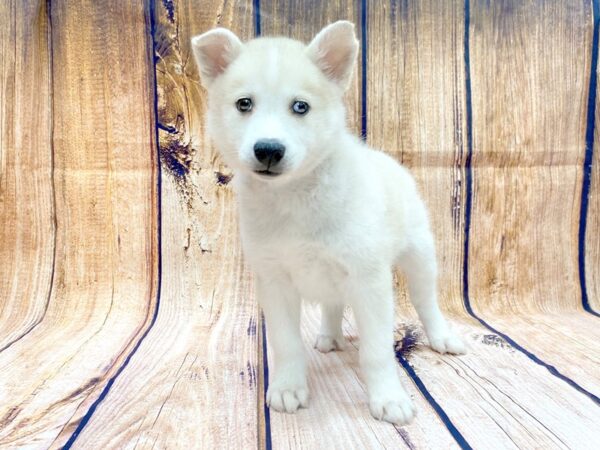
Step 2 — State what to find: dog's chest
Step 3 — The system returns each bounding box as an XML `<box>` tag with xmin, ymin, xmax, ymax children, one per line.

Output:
<box><xmin>243</xmin><ymin>216</ymin><xmax>350</xmax><ymax>302</ymax></box>
<box><xmin>239</xmin><ymin>176</ymin><xmax>359</xmax><ymax>301</ymax></box>
<box><xmin>276</xmin><ymin>241</ymin><xmax>349</xmax><ymax>303</ymax></box>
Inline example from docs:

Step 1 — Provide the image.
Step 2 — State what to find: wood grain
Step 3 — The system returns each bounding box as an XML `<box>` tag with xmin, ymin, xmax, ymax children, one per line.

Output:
<box><xmin>0</xmin><ymin>1</ymin><xmax>55</xmax><ymax>351</ymax></box>
<box><xmin>0</xmin><ymin>0</ymin><xmax>157</xmax><ymax>447</ymax></box>
<box><xmin>468</xmin><ymin>0</ymin><xmax>591</xmax><ymax>314</ymax></box>
<box><xmin>485</xmin><ymin>314</ymin><xmax>600</xmax><ymax>394</ymax></box>
<box><xmin>382</xmin><ymin>319</ymin><xmax>600</xmax><ymax>449</ymax></box>
<box><xmin>62</xmin><ymin>1</ymin><xmax>261</xmax><ymax>448</ymax></box>
<box><xmin>367</xmin><ymin>0</ymin><xmax>468</xmax><ymax>315</ymax></box>
<box><xmin>459</xmin><ymin>3</ymin><xmax>600</xmax><ymax>416</ymax></box>
<box><xmin>0</xmin><ymin>0</ymin><xmax>599</xmax><ymax>448</ymax></box>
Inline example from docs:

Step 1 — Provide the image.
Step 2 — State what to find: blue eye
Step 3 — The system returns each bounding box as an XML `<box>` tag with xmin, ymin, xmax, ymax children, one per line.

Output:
<box><xmin>236</xmin><ymin>97</ymin><xmax>253</xmax><ymax>113</ymax></box>
<box><xmin>291</xmin><ymin>100</ymin><xmax>310</xmax><ymax>115</ymax></box>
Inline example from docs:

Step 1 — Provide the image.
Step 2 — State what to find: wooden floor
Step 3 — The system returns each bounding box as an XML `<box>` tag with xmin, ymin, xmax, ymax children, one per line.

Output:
<box><xmin>1</xmin><ymin>0</ymin><xmax>600</xmax><ymax>448</ymax></box>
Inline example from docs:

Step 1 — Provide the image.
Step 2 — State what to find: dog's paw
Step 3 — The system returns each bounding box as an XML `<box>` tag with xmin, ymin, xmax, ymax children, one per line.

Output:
<box><xmin>427</xmin><ymin>329</ymin><xmax>467</xmax><ymax>355</ymax></box>
<box><xmin>369</xmin><ymin>394</ymin><xmax>416</xmax><ymax>425</ymax></box>
<box><xmin>266</xmin><ymin>384</ymin><xmax>309</xmax><ymax>413</ymax></box>
<box><xmin>314</xmin><ymin>334</ymin><xmax>345</xmax><ymax>353</ymax></box>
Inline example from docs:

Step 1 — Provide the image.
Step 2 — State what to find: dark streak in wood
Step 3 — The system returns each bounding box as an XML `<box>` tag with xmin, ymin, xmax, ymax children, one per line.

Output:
<box><xmin>247</xmin><ymin>361</ymin><xmax>256</xmax><ymax>388</ymax></box>
<box><xmin>54</xmin><ymin>377</ymin><xmax>103</xmax><ymax>407</ymax></box>
<box><xmin>478</xmin><ymin>334</ymin><xmax>512</xmax><ymax>350</ymax></box>
<box><xmin>394</xmin><ymin>325</ymin><xmax>423</xmax><ymax>361</ymax></box>
<box><xmin>161</xmin><ymin>0</ymin><xmax>174</xmax><ymax>23</ymax></box>
<box><xmin>215</xmin><ymin>171</ymin><xmax>233</xmax><ymax>185</ymax></box>
<box><xmin>397</xmin><ymin>428</ymin><xmax>417</xmax><ymax>450</ymax></box>
<box><xmin>159</xmin><ymin>138</ymin><xmax>194</xmax><ymax>179</ymax></box>
<box><xmin>0</xmin><ymin>406</ymin><xmax>21</xmax><ymax>429</ymax></box>
<box><xmin>247</xmin><ymin>317</ymin><xmax>257</xmax><ymax>336</ymax></box>
<box><xmin>183</xmin><ymin>227</ymin><xmax>191</xmax><ymax>252</ymax></box>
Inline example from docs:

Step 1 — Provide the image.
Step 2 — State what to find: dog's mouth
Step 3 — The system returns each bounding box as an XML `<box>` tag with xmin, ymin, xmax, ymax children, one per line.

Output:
<box><xmin>254</xmin><ymin>169</ymin><xmax>281</xmax><ymax>177</ymax></box>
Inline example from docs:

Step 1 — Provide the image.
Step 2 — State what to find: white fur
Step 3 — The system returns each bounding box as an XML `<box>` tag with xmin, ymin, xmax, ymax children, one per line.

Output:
<box><xmin>192</xmin><ymin>21</ymin><xmax>466</xmax><ymax>425</ymax></box>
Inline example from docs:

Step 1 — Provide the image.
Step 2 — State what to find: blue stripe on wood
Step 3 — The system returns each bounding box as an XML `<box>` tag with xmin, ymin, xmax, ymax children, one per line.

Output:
<box><xmin>253</xmin><ymin>0</ymin><xmax>261</xmax><ymax>37</ymax></box>
<box><xmin>462</xmin><ymin>0</ymin><xmax>474</xmax><ymax>312</ymax></box>
<box><xmin>461</xmin><ymin>0</ymin><xmax>600</xmax><ymax>406</ymax></box>
<box><xmin>579</xmin><ymin>0</ymin><xmax>600</xmax><ymax>317</ymax></box>
<box><xmin>64</xmin><ymin>1</ymin><xmax>165</xmax><ymax>446</ymax></box>
<box><xmin>360</xmin><ymin>0</ymin><xmax>367</xmax><ymax>140</ymax></box>
<box><xmin>261</xmin><ymin>316</ymin><xmax>272</xmax><ymax>450</ymax></box>
<box><xmin>396</xmin><ymin>355</ymin><xmax>473</xmax><ymax>450</ymax></box>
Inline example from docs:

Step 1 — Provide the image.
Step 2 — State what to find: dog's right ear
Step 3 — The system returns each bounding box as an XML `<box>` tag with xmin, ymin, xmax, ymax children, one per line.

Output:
<box><xmin>191</xmin><ymin>28</ymin><xmax>243</xmax><ymax>87</ymax></box>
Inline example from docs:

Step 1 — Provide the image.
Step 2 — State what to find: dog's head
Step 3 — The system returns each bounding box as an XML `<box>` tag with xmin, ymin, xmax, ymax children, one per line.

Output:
<box><xmin>191</xmin><ymin>21</ymin><xmax>358</xmax><ymax>184</ymax></box>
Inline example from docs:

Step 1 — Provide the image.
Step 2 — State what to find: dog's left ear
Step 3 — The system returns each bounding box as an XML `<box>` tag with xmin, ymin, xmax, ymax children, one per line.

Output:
<box><xmin>191</xmin><ymin>28</ymin><xmax>243</xmax><ymax>87</ymax></box>
<box><xmin>306</xmin><ymin>21</ymin><xmax>359</xmax><ymax>90</ymax></box>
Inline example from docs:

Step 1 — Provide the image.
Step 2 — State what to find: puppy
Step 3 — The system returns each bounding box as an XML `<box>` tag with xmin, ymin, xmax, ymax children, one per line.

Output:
<box><xmin>191</xmin><ymin>21</ymin><xmax>466</xmax><ymax>425</ymax></box>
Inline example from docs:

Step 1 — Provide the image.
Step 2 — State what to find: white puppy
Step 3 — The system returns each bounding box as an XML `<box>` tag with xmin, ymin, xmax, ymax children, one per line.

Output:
<box><xmin>192</xmin><ymin>21</ymin><xmax>466</xmax><ymax>425</ymax></box>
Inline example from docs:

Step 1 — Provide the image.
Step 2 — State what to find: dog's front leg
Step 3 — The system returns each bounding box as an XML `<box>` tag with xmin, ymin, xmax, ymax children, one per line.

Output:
<box><xmin>256</xmin><ymin>272</ymin><xmax>308</xmax><ymax>413</ymax></box>
<box><xmin>348</xmin><ymin>270</ymin><xmax>416</xmax><ymax>425</ymax></box>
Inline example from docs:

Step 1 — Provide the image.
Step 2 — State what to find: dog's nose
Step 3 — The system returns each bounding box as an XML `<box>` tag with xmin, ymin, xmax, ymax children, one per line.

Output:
<box><xmin>254</xmin><ymin>139</ymin><xmax>285</xmax><ymax>167</ymax></box>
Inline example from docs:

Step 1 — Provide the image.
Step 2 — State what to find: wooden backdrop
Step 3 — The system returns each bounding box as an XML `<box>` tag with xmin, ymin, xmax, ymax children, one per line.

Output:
<box><xmin>1</xmin><ymin>0</ymin><xmax>599</xmax><ymax>448</ymax></box>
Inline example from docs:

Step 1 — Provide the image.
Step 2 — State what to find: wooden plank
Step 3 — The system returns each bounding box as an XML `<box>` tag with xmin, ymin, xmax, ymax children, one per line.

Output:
<box><xmin>366</xmin><ymin>0</ymin><xmax>468</xmax><ymax>315</ymax></box>
<box><xmin>462</xmin><ymin>0</ymin><xmax>600</xmax><ymax>409</ymax></box>
<box><xmin>485</xmin><ymin>314</ymin><xmax>600</xmax><ymax>395</ymax></box>
<box><xmin>384</xmin><ymin>317</ymin><xmax>600</xmax><ymax>448</ymax></box>
<box><xmin>0</xmin><ymin>1</ymin><xmax>55</xmax><ymax>350</ymax></box>
<box><xmin>0</xmin><ymin>0</ymin><xmax>157</xmax><ymax>447</ymax></box>
<box><xmin>468</xmin><ymin>0</ymin><xmax>592</xmax><ymax>313</ymax></box>
<box><xmin>58</xmin><ymin>1</ymin><xmax>261</xmax><ymax>448</ymax></box>
<box><xmin>586</xmin><ymin>41</ymin><xmax>600</xmax><ymax>313</ymax></box>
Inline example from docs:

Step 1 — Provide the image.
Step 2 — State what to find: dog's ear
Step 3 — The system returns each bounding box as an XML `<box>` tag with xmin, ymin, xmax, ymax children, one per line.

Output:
<box><xmin>306</xmin><ymin>21</ymin><xmax>359</xmax><ymax>89</ymax></box>
<box><xmin>191</xmin><ymin>28</ymin><xmax>243</xmax><ymax>86</ymax></box>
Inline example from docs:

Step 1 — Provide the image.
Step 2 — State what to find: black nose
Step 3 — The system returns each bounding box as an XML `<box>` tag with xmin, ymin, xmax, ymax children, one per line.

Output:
<box><xmin>254</xmin><ymin>139</ymin><xmax>285</xmax><ymax>167</ymax></box>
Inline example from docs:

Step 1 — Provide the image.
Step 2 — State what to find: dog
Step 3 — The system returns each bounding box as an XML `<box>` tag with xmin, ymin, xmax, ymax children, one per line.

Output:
<box><xmin>191</xmin><ymin>20</ymin><xmax>466</xmax><ymax>425</ymax></box>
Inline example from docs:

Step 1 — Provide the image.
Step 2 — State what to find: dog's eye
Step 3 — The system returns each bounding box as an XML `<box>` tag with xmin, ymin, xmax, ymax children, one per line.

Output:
<box><xmin>236</xmin><ymin>97</ymin><xmax>253</xmax><ymax>113</ymax></box>
<box><xmin>291</xmin><ymin>100</ymin><xmax>310</xmax><ymax>115</ymax></box>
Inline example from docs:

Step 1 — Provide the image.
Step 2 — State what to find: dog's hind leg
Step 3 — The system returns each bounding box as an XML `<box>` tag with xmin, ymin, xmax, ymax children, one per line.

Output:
<box><xmin>314</xmin><ymin>303</ymin><xmax>345</xmax><ymax>352</ymax></box>
<box><xmin>398</xmin><ymin>231</ymin><xmax>466</xmax><ymax>355</ymax></box>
